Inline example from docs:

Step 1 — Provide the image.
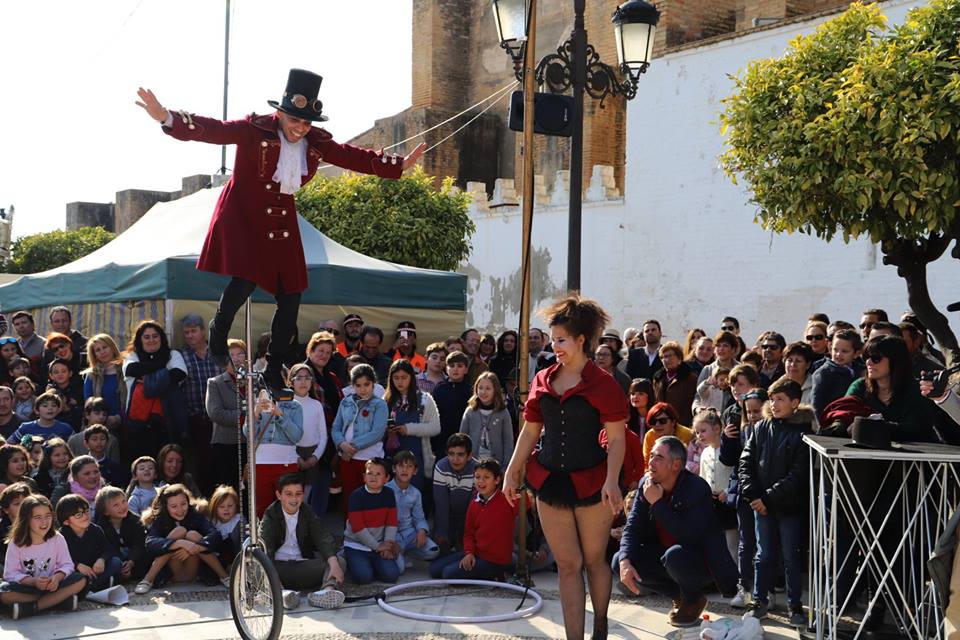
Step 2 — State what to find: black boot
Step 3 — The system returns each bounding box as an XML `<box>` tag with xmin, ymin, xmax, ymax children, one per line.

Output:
<box><xmin>208</xmin><ymin>319</ymin><xmax>229</xmax><ymax>368</ymax></box>
<box><xmin>264</xmin><ymin>354</ymin><xmax>285</xmax><ymax>398</ymax></box>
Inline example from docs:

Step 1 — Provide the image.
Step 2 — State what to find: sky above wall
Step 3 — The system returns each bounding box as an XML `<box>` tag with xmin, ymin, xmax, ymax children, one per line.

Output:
<box><xmin>0</xmin><ymin>0</ymin><xmax>413</xmax><ymax>238</ymax></box>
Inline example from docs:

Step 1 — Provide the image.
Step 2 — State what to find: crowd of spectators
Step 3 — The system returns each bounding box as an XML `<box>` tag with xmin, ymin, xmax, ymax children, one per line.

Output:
<box><xmin>0</xmin><ymin>303</ymin><xmax>958</xmax><ymax>631</ymax></box>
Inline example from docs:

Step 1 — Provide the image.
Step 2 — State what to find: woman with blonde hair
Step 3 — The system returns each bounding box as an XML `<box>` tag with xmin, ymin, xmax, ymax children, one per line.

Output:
<box><xmin>82</xmin><ymin>334</ymin><xmax>126</xmax><ymax>430</ymax></box>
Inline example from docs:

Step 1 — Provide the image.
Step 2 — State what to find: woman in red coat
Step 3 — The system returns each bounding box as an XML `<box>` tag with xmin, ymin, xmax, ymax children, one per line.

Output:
<box><xmin>136</xmin><ymin>69</ymin><xmax>424</xmax><ymax>393</ymax></box>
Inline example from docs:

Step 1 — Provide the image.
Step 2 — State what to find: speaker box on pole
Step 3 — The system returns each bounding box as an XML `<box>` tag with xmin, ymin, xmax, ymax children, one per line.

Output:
<box><xmin>508</xmin><ymin>91</ymin><xmax>575</xmax><ymax>137</ymax></box>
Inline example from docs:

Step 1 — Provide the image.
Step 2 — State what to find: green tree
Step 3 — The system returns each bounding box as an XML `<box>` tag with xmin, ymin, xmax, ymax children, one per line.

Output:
<box><xmin>295</xmin><ymin>167</ymin><xmax>475</xmax><ymax>272</ymax></box>
<box><xmin>720</xmin><ymin>0</ymin><xmax>960</xmax><ymax>365</ymax></box>
<box><xmin>6</xmin><ymin>226</ymin><xmax>115</xmax><ymax>274</ymax></box>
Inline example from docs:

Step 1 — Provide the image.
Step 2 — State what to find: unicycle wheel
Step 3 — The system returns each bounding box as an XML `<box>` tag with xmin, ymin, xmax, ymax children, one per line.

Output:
<box><xmin>229</xmin><ymin>544</ymin><xmax>283</xmax><ymax>640</ymax></box>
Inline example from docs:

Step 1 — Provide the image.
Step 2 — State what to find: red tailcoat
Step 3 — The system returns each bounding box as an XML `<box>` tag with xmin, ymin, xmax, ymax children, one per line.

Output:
<box><xmin>163</xmin><ymin>112</ymin><xmax>403</xmax><ymax>295</ymax></box>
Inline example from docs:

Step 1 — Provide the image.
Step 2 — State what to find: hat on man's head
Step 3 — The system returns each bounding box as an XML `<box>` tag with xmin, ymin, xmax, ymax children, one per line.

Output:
<box><xmin>342</xmin><ymin>313</ymin><xmax>363</xmax><ymax>327</ymax></box>
<box><xmin>268</xmin><ymin>68</ymin><xmax>328</xmax><ymax>122</ymax></box>
<box><xmin>396</xmin><ymin>321</ymin><xmax>417</xmax><ymax>336</ymax></box>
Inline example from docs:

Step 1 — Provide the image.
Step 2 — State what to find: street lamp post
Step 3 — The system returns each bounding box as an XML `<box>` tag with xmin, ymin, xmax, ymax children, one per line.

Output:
<box><xmin>492</xmin><ymin>0</ymin><xmax>660</xmax><ymax>291</ymax></box>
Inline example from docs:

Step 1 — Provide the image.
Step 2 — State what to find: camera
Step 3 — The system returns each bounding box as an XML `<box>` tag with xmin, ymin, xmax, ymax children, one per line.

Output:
<box><xmin>919</xmin><ymin>365</ymin><xmax>960</xmax><ymax>398</ymax></box>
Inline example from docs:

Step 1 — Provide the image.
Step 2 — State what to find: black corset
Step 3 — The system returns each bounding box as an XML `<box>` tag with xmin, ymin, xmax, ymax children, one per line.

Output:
<box><xmin>537</xmin><ymin>394</ymin><xmax>606</xmax><ymax>472</ymax></box>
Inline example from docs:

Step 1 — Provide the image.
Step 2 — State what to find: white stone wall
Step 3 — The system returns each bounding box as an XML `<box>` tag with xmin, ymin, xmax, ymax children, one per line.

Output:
<box><xmin>461</xmin><ymin>0</ymin><xmax>960</xmax><ymax>345</ymax></box>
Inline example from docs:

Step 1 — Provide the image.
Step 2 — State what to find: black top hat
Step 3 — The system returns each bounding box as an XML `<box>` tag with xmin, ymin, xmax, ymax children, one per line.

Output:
<box><xmin>847</xmin><ymin>416</ymin><xmax>895</xmax><ymax>450</ymax></box>
<box><xmin>268</xmin><ymin>68</ymin><xmax>328</xmax><ymax>122</ymax></box>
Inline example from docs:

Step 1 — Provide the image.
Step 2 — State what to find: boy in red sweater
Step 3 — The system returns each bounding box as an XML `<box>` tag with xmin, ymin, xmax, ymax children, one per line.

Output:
<box><xmin>428</xmin><ymin>458</ymin><xmax>516</xmax><ymax>580</ymax></box>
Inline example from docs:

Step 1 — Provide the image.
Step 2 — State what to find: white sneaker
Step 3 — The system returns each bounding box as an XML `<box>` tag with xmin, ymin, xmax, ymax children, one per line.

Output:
<box><xmin>730</xmin><ymin>586</ymin><xmax>752</xmax><ymax>608</ymax></box>
<box><xmin>308</xmin><ymin>588</ymin><xmax>345</xmax><ymax>610</ymax></box>
<box><xmin>134</xmin><ymin>580</ymin><xmax>153</xmax><ymax>595</ymax></box>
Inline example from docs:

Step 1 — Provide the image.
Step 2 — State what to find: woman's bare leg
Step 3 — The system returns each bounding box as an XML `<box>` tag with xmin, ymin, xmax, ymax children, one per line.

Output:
<box><xmin>537</xmin><ymin>498</ymin><xmax>586</xmax><ymax>640</ymax></box>
<box><xmin>574</xmin><ymin>501</ymin><xmax>616</xmax><ymax>638</ymax></box>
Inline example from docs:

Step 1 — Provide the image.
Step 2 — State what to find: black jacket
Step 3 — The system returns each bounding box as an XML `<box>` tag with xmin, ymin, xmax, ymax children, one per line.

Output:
<box><xmin>620</xmin><ymin>469</ymin><xmax>738</xmax><ymax>593</ymax></box>
<box><xmin>738</xmin><ymin>405</ymin><xmax>814</xmax><ymax>515</ymax></box>
<box><xmin>145</xmin><ymin>508</ymin><xmax>220</xmax><ymax>557</ymax></box>
<box><xmin>95</xmin><ymin>512</ymin><xmax>148</xmax><ymax>579</ymax></box>
<box><xmin>810</xmin><ymin>358</ymin><xmax>864</xmax><ymax>422</ymax></box>
<box><xmin>622</xmin><ymin>347</ymin><xmax>663</xmax><ymax>380</ymax></box>
<box><xmin>62</xmin><ymin>522</ymin><xmax>118</xmax><ymax>568</ymax></box>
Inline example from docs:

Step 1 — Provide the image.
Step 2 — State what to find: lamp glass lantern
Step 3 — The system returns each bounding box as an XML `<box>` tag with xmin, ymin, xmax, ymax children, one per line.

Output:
<box><xmin>612</xmin><ymin>0</ymin><xmax>660</xmax><ymax>72</ymax></box>
<box><xmin>492</xmin><ymin>0</ymin><xmax>528</xmax><ymax>46</ymax></box>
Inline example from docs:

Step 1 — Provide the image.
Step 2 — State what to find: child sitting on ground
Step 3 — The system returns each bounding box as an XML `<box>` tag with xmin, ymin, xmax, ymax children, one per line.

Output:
<box><xmin>9</xmin><ymin>392</ymin><xmax>73</xmax><ymax>445</ymax></box>
<box><xmin>126</xmin><ymin>456</ymin><xmax>164</xmax><ymax>518</ymax></box>
<box><xmin>136</xmin><ymin>484</ymin><xmax>228</xmax><ymax>594</ymax></box>
<box><xmin>68</xmin><ymin>398</ymin><xmax>121</xmax><ymax>463</ymax></box>
<box><xmin>0</xmin><ymin>494</ymin><xmax>86</xmax><ymax>619</ymax></box>
<box><xmin>429</xmin><ymin>458</ymin><xmax>516</xmax><ymax>581</ymax></box>
<box><xmin>259</xmin><ymin>473</ymin><xmax>345</xmax><ymax>608</ymax></box>
<box><xmin>386</xmin><ymin>450</ymin><xmax>439</xmax><ymax>572</ymax></box>
<box><xmin>12</xmin><ymin>377</ymin><xmax>36</xmax><ymax>422</ymax></box>
<box><xmin>0</xmin><ymin>482</ymin><xmax>32</xmax><ymax>572</ymax></box>
<box><xmin>432</xmin><ymin>433</ymin><xmax>477</xmax><ymax>554</ymax></box>
<box><xmin>205</xmin><ymin>485</ymin><xmax>245</xmax><ymax>569</ymax></box>
<box><xmin>94</xmin><ymin>486</ymin><xmax>148</xmax><ymax>583</ymax></box>
<box><xmin>56</xmin><ymin>494</ymin><xmax>122</xmax><ymax>594</ymax></box>
<box><xmin>81</xmin><ymin>425</ymin><xmax>128</xmax><ymax>488</ymax></box>
<box><xmin>34</xmin><ymin>438</ymin><xmax>72</xmax><ymax>498</ymax></box>
<box><xmin>342</xmin><ymin>457</ymin><xmax>400</xmax><ymax>585</ymax></box>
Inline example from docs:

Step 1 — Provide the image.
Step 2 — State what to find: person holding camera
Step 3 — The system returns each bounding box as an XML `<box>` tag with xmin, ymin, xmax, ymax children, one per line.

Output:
<box><xmin>920</xmin><ymin>367</ymin><xmax>960</xmax><ymax>427</ymax></box>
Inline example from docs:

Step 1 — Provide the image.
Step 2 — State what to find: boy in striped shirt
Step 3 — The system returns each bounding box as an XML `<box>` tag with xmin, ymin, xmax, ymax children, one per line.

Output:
<box><xmin>342</xmin><ymin>457</ymin><xmax>400</xmax><ymax>584</ymax></box>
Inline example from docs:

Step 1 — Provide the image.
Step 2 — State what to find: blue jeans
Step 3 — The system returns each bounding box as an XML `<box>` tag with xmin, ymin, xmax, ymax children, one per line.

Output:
<box><xmin>308</xmin><ymin>464</ymin><xmax>331</xmax><ymax>518</ymax></box>
<box><xmin>395</xmin><ymin>527</ymin><xmax>440</xmax><ymax>572</ymax></box>
<box><xmin>84</xmin><ymin>556</ymin><xmax>123</xmax><ymax>594</ymax></box>
<box><xmin>737</xmin><ymin>501</ymin><xmax>757</xmax><ymax>591</ymax></box>
<box><xmin>428</xmin><ymin>551</ymin><xmax>509</xmax><ymax>580</ymax></box>
<box><xmin>612</xmin><ymin>543</ymin><xmax>713</xmax><ymax>601</ymax></box>
<box><xmin>343</xmin><ymin>546</ymin><xmax>400</xmax><ymax>585</ymax></box>
<box><xmin>753</xmin><ymin>512</ymin><xmax>802</xmax><ymax>608</ymax></box>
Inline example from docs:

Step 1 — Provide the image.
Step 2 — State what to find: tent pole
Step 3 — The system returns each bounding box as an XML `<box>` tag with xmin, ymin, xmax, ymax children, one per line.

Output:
<box><xmin>515</xmin><ymin>0</ymin><xmax>537</xmax><ymax>587</ymax></box>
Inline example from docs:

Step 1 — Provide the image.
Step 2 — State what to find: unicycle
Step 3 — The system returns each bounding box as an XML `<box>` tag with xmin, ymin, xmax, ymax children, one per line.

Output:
<box><xmin>229</xmin><ymin>299</ymin><xmax>283</xmax><ymax>640</ymax></box>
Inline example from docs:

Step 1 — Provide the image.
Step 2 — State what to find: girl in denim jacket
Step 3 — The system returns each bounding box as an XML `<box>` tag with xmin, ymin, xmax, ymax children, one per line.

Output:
<box><xmin>331</xmin><ymin>364</ymin><xmax>388</xmax><ymax>513</ymax></box>
<box><xmin>253</xmin><ymin>390</ymin><xmax>303</xmax><ymax>518</ymax></box>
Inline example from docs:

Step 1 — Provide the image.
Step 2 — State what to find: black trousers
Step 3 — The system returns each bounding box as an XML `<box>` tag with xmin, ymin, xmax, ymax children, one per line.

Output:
<box><xmin>211</xmin><ymin>277</ymin><xmax>301</xmax><ymax>364</ymax></box>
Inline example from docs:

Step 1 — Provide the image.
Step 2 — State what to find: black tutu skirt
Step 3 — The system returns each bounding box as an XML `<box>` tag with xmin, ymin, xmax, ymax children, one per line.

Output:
<box><xmin>531</xmin><ymin>472</ymin><xmax>603</xmax><ymax>509</ymax></box>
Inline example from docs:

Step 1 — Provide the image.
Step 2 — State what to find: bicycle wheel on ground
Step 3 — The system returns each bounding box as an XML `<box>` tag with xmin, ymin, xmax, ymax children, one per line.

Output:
<box><xmin>229</xmin><ymin>543</ymin><xmax>283</xmax><ymax>640</ymax></box>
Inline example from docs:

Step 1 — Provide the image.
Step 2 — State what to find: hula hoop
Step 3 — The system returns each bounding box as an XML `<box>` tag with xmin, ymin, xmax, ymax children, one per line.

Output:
<box><xmin>376</xmin><ymin>579</ymin><xmax>543</xmax><ymax>623</ymax></box>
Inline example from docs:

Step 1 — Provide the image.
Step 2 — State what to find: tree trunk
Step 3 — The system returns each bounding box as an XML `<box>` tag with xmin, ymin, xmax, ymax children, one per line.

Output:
<box><xmin>882</xmin><ymin>235</ymin><xmax>959</xmax><ymax>368</ymax></box>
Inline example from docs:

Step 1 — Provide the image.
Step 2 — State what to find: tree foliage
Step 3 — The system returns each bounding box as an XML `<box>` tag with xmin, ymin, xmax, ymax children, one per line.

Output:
<box><xmin>295</xmin><ymin>167</ymin><xmax>475</xmax><ymax>272</ymax></box>
<box><xmin>720</xmin><ymin>0</ymin><xmax>960</xmax><ymax>364</ymax></box>
<box><xmin>6</xmin><ymin>226</ymin><xmax>115</xmax><ymax>274</ymax></box>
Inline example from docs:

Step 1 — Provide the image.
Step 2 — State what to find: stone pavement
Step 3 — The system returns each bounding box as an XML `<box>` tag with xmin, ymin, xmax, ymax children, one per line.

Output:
<box><xmin>0</xmin><ymin>566</ymin><xmax>801</xmax><ymax>640</ymax></box>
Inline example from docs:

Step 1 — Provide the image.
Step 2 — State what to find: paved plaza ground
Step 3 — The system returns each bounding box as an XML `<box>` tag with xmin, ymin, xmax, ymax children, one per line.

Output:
<box><xmin>1</xmin><ymin>566</ymin><xmax>801</xmax><ymax>640</ymax></box>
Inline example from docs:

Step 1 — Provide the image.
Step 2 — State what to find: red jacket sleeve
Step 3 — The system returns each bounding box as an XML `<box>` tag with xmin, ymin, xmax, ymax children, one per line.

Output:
<box><xmin>318</xmin><ymin>139</ymin><xmax>404</xmax><ymax>179</ymax></box>
<box><xmin>162</xmin><ymin>112</ymin><xmax>254</xmax><ymax>146</ymax></box>
<box><xmin>463</xmin><ymin>499</ymin><xmax>478</xmax><ymax>556</ymax></box>
<box><xmin>523</xmin><ymin>370</ymin><xmax>550</xmax><ymax>423</ymax></box>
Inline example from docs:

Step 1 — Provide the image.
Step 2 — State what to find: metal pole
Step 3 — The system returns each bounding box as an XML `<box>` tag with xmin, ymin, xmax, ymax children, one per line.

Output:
<box><xmin>515</xmin><ymin>0</ymin><xmax>538</xmax><ymax>584</ymax></box>
<box><xmin>566</xmin><ymin>0</ymin><xmax>586</xmax><ymax>293</ymax></box>
<box><xmin>220</xmin><ymin>0</ymin><xmax>231</xmax><ymax>175</ymax></box>
<box><xmin>245</xmin><ymin>298</ymin><xmax>258</xmax><ymax>544</ymax></box>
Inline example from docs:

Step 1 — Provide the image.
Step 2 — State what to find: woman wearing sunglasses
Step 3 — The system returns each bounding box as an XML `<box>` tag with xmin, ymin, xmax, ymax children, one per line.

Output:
<box><xmin>641</xmin><ymin>402</ymin><xmax>693</xmax><ymax>466</ymax></box>
<box><xmin>841</xmin><ymin>335</ymin><xmax>938</xmax><ymax>443</ymax></box>
<box><xmin>40</xmin><ymin>334</ymin><xmax>87</xmax><ymax>388</ymax></box>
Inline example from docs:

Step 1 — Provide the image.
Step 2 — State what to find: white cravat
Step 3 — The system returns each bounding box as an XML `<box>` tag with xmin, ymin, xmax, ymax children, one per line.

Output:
<box><xmin>273</xmin><ymin>131</ymin><xmax>308</xmax><ymax>195</ymax></box>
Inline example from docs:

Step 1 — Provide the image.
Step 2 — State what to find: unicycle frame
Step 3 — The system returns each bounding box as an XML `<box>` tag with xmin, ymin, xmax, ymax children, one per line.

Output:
<box><xmin>241</xmin><ymin>298</ymin><xmax>260</xmax><ymax>546</ymax></box>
